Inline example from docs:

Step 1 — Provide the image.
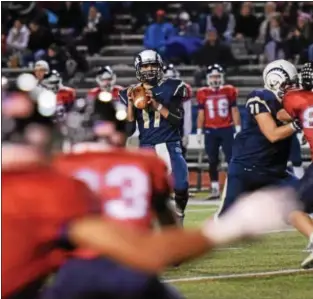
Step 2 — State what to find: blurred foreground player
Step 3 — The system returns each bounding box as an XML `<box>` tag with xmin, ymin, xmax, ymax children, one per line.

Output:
<box><xmin>197</xmin><ymin>64</ymin><xmax>241</xmax><ymax>200</ymax></box>
<box><xmin>87</xmin><ymin>66</ymin><xmax>123</xmax><ymax>102</ymax></box>
<box><xmin>46</xmin><ymin>96</ymin><xmax>182</xmax><ymax>299</ymax></box>
<box><xmin>120</xmin><ymin>50</ymin><xmax>189</xmax><ymax>223</ymax></box>
<box><xmin>2</xmin><ymin>78</ymin><xmax>301</xmax><ymax>299</ymax></box>
<box><xmin>216</xmin><ymin>59</ymin><xmax>301</xmax><ymax>217</ymax></box>
<box><xmin>283</xmin><ymin>62</ymin><xmax>313</xmax><ymax>269</ymax></box>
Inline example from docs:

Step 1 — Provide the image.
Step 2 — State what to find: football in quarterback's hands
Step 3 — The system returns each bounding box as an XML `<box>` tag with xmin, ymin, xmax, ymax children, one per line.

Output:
<box><xmin>131</xmin><ymin>85</ymin><xmax>149</xmax><ymax>109</ymax></box>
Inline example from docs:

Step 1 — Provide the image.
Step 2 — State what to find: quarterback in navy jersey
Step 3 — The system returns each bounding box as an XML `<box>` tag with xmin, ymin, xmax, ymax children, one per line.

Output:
<box><xmin>119</xmin><ymin>50</ymin><xmax>189</xmax><ymax>223</ymax></box>
<box><xmin>217</xmin><ymin>59</ymin><xmax>301</xmax><ymax>217</ymax></box>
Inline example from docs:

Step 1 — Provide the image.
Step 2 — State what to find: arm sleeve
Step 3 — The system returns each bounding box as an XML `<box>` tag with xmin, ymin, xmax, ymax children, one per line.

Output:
<box><xmin>126</xmin><ymin>121</ymin><xmax>137</xmax><ymax>137</ymax></box>
<box><xmin>283</xmin><ymin>94</ymin><xmax>296</xmax><ymax>118</ymax></box>
<box><xmin>229</xmin><ymin>87</ymin><xmax>239</xmax><ymax>107</ymax></box>
<box><xmin>196</xmin><ymin>90</ymin><xmax>205</xmax><ymax>109</ymax></box>
<box><xmin>224</xmin><ymin>13</ymin><xmax>235</xmax><ymax>38</ymax></box>
<box><xmin>6</xmin><ymin>29</ymin><xmax>14</xmax><ymax>46</ymax></box>
<box><xmin>166</xmin><ymin>82</ymin><xmax>186</xmax><ymax>126</ymax></box>
<box><xmin>246</xmin><ymin>96</ymin><xmax>271</xmax><ymax>116</ymax></box>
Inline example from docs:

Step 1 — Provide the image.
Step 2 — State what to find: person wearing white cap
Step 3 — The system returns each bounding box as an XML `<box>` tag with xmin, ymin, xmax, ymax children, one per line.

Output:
<box><xmin>33</xmin><ymin>60</ymin><xmax>50</xmax><ymax>82</ymax></box>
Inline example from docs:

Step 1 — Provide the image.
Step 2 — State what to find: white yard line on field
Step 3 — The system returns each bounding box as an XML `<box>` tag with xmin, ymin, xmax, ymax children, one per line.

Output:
<box><xmin>165</xmin><ymin>268</ymin><xmax>313</xmax><ymax>283</ymax></box>
<box><xmin>186</xmin><ymin>208</ymin><xmax>217</xmax><ymax>213</ymax></box>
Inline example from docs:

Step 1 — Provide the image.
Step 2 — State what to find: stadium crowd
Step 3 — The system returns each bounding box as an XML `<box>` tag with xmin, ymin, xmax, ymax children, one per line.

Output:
<box><xmin>2</xmin><ymin>2</ymin><xmax>313</xmax><ymax>71</ymax></box>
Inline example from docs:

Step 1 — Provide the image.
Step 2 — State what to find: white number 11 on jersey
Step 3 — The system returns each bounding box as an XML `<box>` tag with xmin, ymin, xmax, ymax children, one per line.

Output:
<box><xmin>142</xmin><ymin>110</ymin><xmax>161</xmax><ymax>129</ymax></box>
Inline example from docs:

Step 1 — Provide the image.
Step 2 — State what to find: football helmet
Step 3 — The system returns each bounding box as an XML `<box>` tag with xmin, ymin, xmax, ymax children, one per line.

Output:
<box><xmin>41</xmin><ymin>70</ymin><xmax>62</xmax><ymax>93</ymax></box>
<box><xmin>163</xmin><ymin>64</ymin><xmax>180</xmax><ymax>79</ymax></box>
<box><xmin>206</xmin><ymin>64</ymin><xmax>225</xmax><ymax>88</ymax></box>
<box><xmin>96</xmin><ymin>66</ymin><xmax>116</xmax><ymax>91</ymax></box>
<box><xmin>263</xmin><ymin>59</ymin><xmax>298</xmax><ymax>100</ymax></box>
<box><xmin>2</xmin><ymin>73</ymin><xmax>56</xmax><ymax>145</ymax></box>
<box><xmin>134</xmin><ymin>49</ymin><xmax>163</xmax><ymax>85</ymax></box>
<box><xmin>300</xmin><ymin>62</ymin><xmax>313</xmax><ymax>91</ymax></box>
<box><xmin>66</xmin><ymin>93</ymin><xmax>127</xmax><ymax>147</ymax></box>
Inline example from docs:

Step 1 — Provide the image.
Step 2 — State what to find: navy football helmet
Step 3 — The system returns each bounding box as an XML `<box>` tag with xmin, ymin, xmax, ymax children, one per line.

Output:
<box><xmin>134</xmin><ymin>50</ymin><xmax>163</xmax><ymax>85</ymax></box>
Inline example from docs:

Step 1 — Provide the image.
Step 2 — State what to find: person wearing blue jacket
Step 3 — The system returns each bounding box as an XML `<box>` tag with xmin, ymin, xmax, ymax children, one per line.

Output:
<box><xmin>143</xmin><ymin>10</ymin><xmax>175</xmax><ymax>58</ymax></box>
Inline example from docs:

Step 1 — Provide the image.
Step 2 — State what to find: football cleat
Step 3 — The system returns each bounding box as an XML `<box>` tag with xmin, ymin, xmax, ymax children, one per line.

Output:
<box><xmin>207</xmin><ymin>187</ymin><xmax>220</xmax><ymax>200</ymax></box>
<box><xmin>301</xmin><ymin>251</ymin><xmax>313</xmax><ymax>269</ymax></box>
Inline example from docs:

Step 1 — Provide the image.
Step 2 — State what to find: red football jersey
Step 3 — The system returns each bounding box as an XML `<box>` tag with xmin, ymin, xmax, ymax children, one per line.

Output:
<box><xmin>53</xmin><ymin>148</ymin><xmax>171</xmax><ymax>230</ymax></box>
<box><xmin>57</xmin><ymin>86</ymin><xmax>76</xmax><ymax>106</ymax></box>
<box><xmin>197</xmin><ymin>85</ymin><xmax>238</xmax><ymax>128</ymax></box>
<box><xmin>284</xmin><ymin>89</ymin><xmax>313</xmax><ymax>159</ymax></box>
<box><xmin>87</xmin><ymin>85</ymin><xmax>124</xmax><ymax>101</ymax></box>
<box><xmin>2</xmin><ymin>165</ymin><xmax>97</xmax><ymax>298</ymax></box>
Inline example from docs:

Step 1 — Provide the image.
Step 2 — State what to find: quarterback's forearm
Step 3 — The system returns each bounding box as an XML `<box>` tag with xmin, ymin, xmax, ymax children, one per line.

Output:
<box><xmin>127</xmin><ymin>104</ymin><xmax>135</xmax><ymax>121</ymax></box>
<box><xmin>126</xmin><ymin>121</ymin><xmax>136</xmax><ymax>137</ymax></box>
<box><xmin>158</xmin><ymin>105</ymin><xmax>182</xmax><ymax>127</ymax></box>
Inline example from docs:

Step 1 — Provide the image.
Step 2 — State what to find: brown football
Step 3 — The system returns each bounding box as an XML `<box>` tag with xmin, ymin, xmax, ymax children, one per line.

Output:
<box><xmin>131</xmin><ymin>85</ymin><xmax>149</xmax><ymax>109</ymax></box>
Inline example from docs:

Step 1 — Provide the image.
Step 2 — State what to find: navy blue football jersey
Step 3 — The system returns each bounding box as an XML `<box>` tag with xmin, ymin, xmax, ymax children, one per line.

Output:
<box><xmin>232</xmin><ymin>89</ymin><xmax>292</xmax><ymax>174</ymax></box>
<box><xmin>119</xmin><ymin>79</ymin><xmax>186</xmax><ymax>145</ymax></box>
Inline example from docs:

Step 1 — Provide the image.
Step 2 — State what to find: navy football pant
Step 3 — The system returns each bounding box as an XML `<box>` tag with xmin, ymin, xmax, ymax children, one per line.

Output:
<box><xmin>289</xmin><ymin>134</ymin><xmax>302</xmax><ymax>167</ymax></box>
<box><xmin>217</xmin><ymin>162</ymin><xmax>300</xmax><ymax>216</ymax></box>
<box><xmin>141</xmin><ymin>141</ymin><xmax>189</xmax><ymax>191</ymax></box>
<box><xmin>40</xmin><ymin>258</ymin><xmax>185</xmax><ymax>299</ymax></box>
<box><xmin>204</xmin><ymin>127</ymin><xmax>234</xmax><ymax>182</ymax></box>
<box><xmin>141</xmin><ymin>141</ymin><xmax>189</xmax><ymax>213</ymax></box>
<box><xmin>298</xmin><ymin>163</ymin><xmax>313</xmax><ymax>214</ymax></box>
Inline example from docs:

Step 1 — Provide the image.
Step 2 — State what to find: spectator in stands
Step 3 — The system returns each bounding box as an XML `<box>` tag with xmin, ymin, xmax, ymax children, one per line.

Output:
<box><xmin>176</xmin><ymin>12</ymin><xmax>200</xmax><ymax>37</ymax></box>
<box><xmin>206</xmin><ymin>3</ymin><xmax>235</xmax><ymax>43</ymax></box>
<box><xmin>234</xmin><ymin>2</ymin><xmax>259</xmax><ymax>40</ymax></box>
<box><xmin>258</xmin><ymin>2</ymin><xmax>277</xmax><ymax>41</ymax></box>
<box><xmin>286</xmin><ymin>13</ymin><xmax>312</xmax><ymax>63</ymax></box>
<box><xmin>261</xmin><ymin>13</ymin><xmax>288</xmax><ymax>62</ymax></box>
<box><xmin>24</xmin><ymin>20</ymin><xmax>55</xmax><ymax>65</ymax></box>
<box><xmin>82</xmin><ymin>5</ymin><xmax>106</xmax><ymax>56</ymax></box>
<box><xmin>7</xmin><ymin>2</ymin><xmax>49</xmax><ymax>28</ymax></box>
<box><xmin>193</xmin><ymin>28</ymin><xmax>236</xmax><ymax>86</ymax></box>
<box><xmin>6</xmin><ymin>19</ymin><xmax>30</xmax><ymax>54</ymax></box>
<box><xmin>42</xmin><ymin>43</ymin><xmax>67</xmax><ymax>75</ymax></box>
<box><xmin>57</xmin><ymin>2</ymin><xmax>84</xmax><ymax>35</ymax></box>
<box><xmin>143</xmin><ymin>9</ymin><xmax>175</xmax><ymax>58</ymax></box>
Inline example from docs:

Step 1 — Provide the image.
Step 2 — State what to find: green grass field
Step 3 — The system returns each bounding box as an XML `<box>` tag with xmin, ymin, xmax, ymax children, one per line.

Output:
<box><xmin>165</xmin><ymin>202</ymin><xmax>313</xmax><ymax>299</ymax></box>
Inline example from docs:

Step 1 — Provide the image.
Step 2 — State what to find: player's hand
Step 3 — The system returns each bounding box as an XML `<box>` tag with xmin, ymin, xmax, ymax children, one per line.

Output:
<box><xmin>290</xmin><ymin>119</ymin><xmax>302</xmax><ymax>132</ymax></box>
<box><xmin>182</xmin><ymin>135</ymin><xmax>189</xmax><ymax>147</ymax></box>
<box><xmin>145</xmin><ymin>89</ymin><xmax>159</xmax><ymax>110</ymax></box>
<box><xmin>202</xmin><ymin>187</ymin><xmax>300</xmax><ymax>245</ymax></box>
<box><xmin>147</xmin><ymin>97</ymin><xmax>159</xmax><ymax>110</ymax></box>
<box><xmin>196</xmin><ymin>129</ymin><xmax>203</xmax><ymax>144</ymax></box>
<box><xmin>127</xmin><ymin>87</ymin><xmax>134</xmax><ymax>102</ymax></box>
